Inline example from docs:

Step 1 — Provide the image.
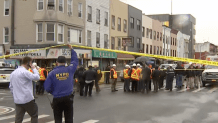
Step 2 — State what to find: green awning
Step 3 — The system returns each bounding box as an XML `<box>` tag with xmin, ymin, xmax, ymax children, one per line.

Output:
<box><xmin>92</xmin><ymin>50</ymin><xmax>117</xmax><ymax>58</ymax></box>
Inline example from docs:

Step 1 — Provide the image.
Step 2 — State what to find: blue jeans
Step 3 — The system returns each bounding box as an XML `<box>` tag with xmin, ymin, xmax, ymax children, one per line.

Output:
<box><xmin>176</xmin><ymin>74</ymin><xmax>183</xmax><ymax>87</ymax></box>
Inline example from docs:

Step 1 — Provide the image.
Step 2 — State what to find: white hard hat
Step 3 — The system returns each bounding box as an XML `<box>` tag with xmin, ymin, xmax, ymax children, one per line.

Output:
<box><xmin>133</xmin><ymin>63</ymin><xmax>136</xmax><ymax>67</ymax></box>
<box><xmin>126</xmin><ymin>65</ymin><xmax>130</xmax><ymax>68</ymax></box>
<box><xmin>137</xmin><ymin>64</ymin><xmax>140</xmax><ymax>67</ymax></box>
<box><xmin>32</xmin><ymin>63</ymin><xmax>37</xmax><ymax>67</ymax></box>
<box><xmin>112</xmin><ymin>64</ymin><xmax>116</xmax><ymax>67</ymax></box>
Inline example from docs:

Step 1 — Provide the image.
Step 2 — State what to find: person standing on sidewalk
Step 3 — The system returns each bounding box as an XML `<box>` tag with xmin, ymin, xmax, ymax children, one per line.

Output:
<box><xmin>83</xmin><ymin>66</ymin><xmax>97</xmax><ymax>96</ymax></box>
<box><xmin>105</xmin><ymin>65</ymin><xmax>111</xmax><ymax>84</ymax></box>
<box><xmin>44</xmin><ymin>45</ymin><xmax>78</xmax><ymax>123</ymax></box>
<box><xmin>37</xmin><ymin>64</ymin><xmax>47</xmax><ymax>95</ymax></box>
<box><xmin>128</xmin><ymin>63</ymin><xmax>139</xmax><ymax>92</ymax></box>
<box><xmin>123</xmin><ymin>65</ymin><xmax>130</xmax><ymax>92</ymax></box>
<box><xmin>110</xmin><ymin>64</ymin><xmax>118</xmax><ymax>92</ymax></box>
<box><xmin>136</xmin><ymin>64</ymin><xmax>142</xmax><ymax>92</ymax></box>
<box><xmin>74</xmin><ymin>66</ymin><xmax>86</xmax><ymax>96</ymax></box>
<box><xmin>152</xmin><ymin>66</ymin><xmax>160</xmax><ymax>92</ymax></box>
<box><xmin>175</xmin><ymin>63</ymin><xmax>184</xmax><ymax>90</ymax></box>
<box><xmin>141</xmin><ymin>64</ymin><xmax>151</xmax><ymax>93</ymax></box>
<box><xmin>9</xmin><ymin>56</ymin><xmax>40</xmax><ymax>123</ymax></box>
<box><xmin>165</xmin><ymin>66</ymin><xmax>175</xmax><ymax>91</ymax></box>
<box><xmin>94</xmin><ymin>65</ymin><xmax>102</xmax><ymax>92</ymax></box>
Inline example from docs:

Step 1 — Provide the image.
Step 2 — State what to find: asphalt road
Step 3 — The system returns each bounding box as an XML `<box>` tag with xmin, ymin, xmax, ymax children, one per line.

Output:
<box><xmin>1</xmin><ymin>80</ymin><xmax>218</xmax><ymax>123</ymax></box>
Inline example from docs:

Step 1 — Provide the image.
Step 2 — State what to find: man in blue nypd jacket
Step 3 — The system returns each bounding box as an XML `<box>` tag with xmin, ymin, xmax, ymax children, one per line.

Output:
<box><xmin>44</xmin><ymin>45</ymin><xmax>78</xmax><ymax>123</ymax></box>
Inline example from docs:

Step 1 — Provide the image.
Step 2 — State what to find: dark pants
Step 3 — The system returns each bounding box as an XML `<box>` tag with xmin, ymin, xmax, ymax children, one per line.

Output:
<box><xmin>79</xmin><ymin>82</ymin><xmax>85</xmax><ymax>96</ymax></box>
<box><xmin>131</xmin><ymin>80</ymin><xmax>138</xmax><ymax>92</ymax></box>
<box><xmin>166</xmin><ymin>75</ymin><xmax>174</xmax><ymax>90</ymax></box>
<box><xmin>37</xmin><ymin>81</ymin><xmax>45</xmax><ymax>94</ymax></box>
<box><xmin>159</xmin><ymin>77</ymin><xmax>164</xmax><ymax>89</ymax></box>
<box><xmin>95</xmin><ymin>80</ymin><xmax>100</xmax><ymax>92</ymax></box>
<box><xmin>153</xmin><ymin>79</ymin><xmax>159</xmax><ymax>92</ymax></box>
<box><xmin>111</xmin><ymin>79</ymin><xmax>117</xmax><ymax>91</ymax></box>
<box><xmin>146</xmin><ymin>80</ymin><xmax>151</xmax><ymax>93</ymax></box>
<box><xmin>85</xmin><ymin>82</ymin><xmax>94</xmax><ymax>96</ymax></box>
<box><xmin>53</xmin><ymin>94</ymin><xmax>74</xmax><ymax>123</ymax></box>
<box><xmin>15</xmin><ymin>100</ymin><xmax>38</xmax><ymax>123</ymax></box>
<box><xmin>124</xmin><ymin>79</ymin><xmax>130</xmax><ymax>92</ymax></box>
<box><xmin>105</xmin><ymin>75</ymin><xmax>110</xmax><ymax>84</ymax></box>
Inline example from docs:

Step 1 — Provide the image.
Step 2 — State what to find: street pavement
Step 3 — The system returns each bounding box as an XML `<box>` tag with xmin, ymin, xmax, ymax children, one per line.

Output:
<box><xmin>1</xmin><ymin>80</ymin><xmax>218</xmax><ymax>123</ymax></box>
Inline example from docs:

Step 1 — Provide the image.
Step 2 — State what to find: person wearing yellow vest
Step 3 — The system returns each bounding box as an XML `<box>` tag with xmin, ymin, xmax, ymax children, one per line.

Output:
<box><xmin>129</xmin><ymin>63</ymin><xmax>139</xmax><ymax>92</ymax></box>
<box><xmin>37</xmin><ymin>64</ymin><xmax>48</xmax><ymax>95</ymax></box>
<box><xmin>110</xmin><ymin>64</ymin><xmax>118</xmax><ymax>92</ymax></box>
<box><xmin>136</xmin><ymin>64</ymin><xmax>142</xmax><ymax>92</ymax></box>
<box><xmin>123</xmin><ymin>65</ymin><xmax>130</xmax><ymax>92</ymax></box>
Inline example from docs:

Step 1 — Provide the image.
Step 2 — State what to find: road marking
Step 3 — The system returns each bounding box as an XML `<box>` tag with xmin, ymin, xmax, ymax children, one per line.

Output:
<box><xmin>0</xmin><ymin>93</ymin><xmax>6</xmax><ymax>95</ymax></box>
<box><xmin>0</xmin><ymin>106</ymin><xmax>15</xmax><ymax>115</ymax></box>
<box><xmin>207</xmin><ymin>87</ymin><xmax>218</xmax><ymax>94</ymax></box>
<box><xmin>46</xmin><ymin>118</ymin><xmax>65</xmax><ymax>123</ymax></box>
<box><xmin>82</xmin><ymin>120</ymin><xmax>99</xmax><ymax>123</ymax></box>
<box><xmin>192</xmin><ymin>87</ymin><xmax>205</xmax><ymax>93</ymax></box>
<box><xmin>0</xmin><ymin>113</ymin><xmax>27</xmax><ymax>121</ymax></box>
<box><xmin>177</xmin><ymin>88</ymin><xmax>187</xmax><ymax>93</ymax></box>
<box><xmin>10</xmin><ymin>114</ymin><xmax>49</xmax><ymax>123</ymax></box>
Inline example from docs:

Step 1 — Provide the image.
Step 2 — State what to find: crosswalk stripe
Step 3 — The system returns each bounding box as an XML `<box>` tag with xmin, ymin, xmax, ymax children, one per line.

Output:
<box><xmin>0</xmin><ymin>113</ymin><xmax>28</xmax><ymax>121</ymax></box>
<box><xmin>177</xmin><ymin>89</ymin><xmax>186</xmax><ymax>93</ymax></box>
<box><xmin>46</xmin><ymin>118</ymin><xmax>65</xmax><ymax>123</ymax></box>
<box><xmin>207</xmin><ymin>87</ymin><xmax>218</xmax><ymax>94</ymax></box>
<box><xmin>82</xmin><ymin>119</ymin><xmax>99</xmax><ymax>123</ymax></box>
<box><xmin>192</xmin><ymin>87</ymin><xmax>206</xmax><ymax>93</ymax></box>
<box><xmin>10</xmin><ymin>114</ymin><xmax>49</xmax><ymax>123</ymax></box>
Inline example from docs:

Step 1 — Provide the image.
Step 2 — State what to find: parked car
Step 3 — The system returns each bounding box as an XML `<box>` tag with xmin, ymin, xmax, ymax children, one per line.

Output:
<box><xmin>159</xmin><ymin>64</ymin><xmax>177</xmax><ymax>69</ymax></box>
<box><xmin>0</xmin><ymin>67</ymin><xmax>15</xmax><ymax>86</ymax></box>
<box><xmin>202</xmin><ymin>65</ymin><xmax>218</xmax><ymax>87</ymax></box>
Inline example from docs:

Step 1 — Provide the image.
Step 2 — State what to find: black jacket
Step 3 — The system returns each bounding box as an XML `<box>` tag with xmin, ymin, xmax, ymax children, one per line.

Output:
<box><xmin>94</xmin><ymin>68</ymin><xmax>102</xmax><ymax>81</ymax></box>
<box><xmin>74</xmin><ymin>67</ymin><xmax>86</xmax><ymax>82</ymax></box>
<box><xmin>152</xmin><ymin>69</ymin><xmax>160</xmax><ymax>80</ymax></box>
<box><xmin>83</xmin><ymin>68</ymin><xmax>97</xmax><ymax>81</ymax></box>
<box><xmin>186</xmin><ymin>68</ymin><xmax>195</xmax><ymax>78</ymax></box>
<box><xmin>141</xmin><ymin>67</ymin><xmax>151</xmax><ymax>81</ymax></box>
<box><xmin>175</xmin><ymin>65</ymin><xmax>185</xmax><ymax>75</ymax></box>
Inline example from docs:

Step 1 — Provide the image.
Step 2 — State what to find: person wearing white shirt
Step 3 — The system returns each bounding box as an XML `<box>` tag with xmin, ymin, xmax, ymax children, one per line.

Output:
<box><xmin>9</xmin><ymin>56</ymin><xmax>40</xmax><ymax>123</ymax></box>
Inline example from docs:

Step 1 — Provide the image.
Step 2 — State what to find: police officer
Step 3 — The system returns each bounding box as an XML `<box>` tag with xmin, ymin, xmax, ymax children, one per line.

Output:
<box><xmin>110</xmin><ymin>64</ymin><xmax>118</xmax><ymax>92</ymax></box>
<box><xmin>37</xmin><ymin>64</ymin><xmax>47</xmax><ymax>95</ymax></box>
<box><xmin>44</xmin><ymin>45</ymin><xmax>78</xmax><ymax>123</ymax></box>
<box><xmin>123</xmin><ymin>65</ymin><xmax>130</xmax><ymax>92</ymax></box>
<box><xmin>165</xmin><ymin>66</ymin><xmax>175</xmax><ymax>91</ymax></box>
<box><xmin>129</xmin><ymin>63</ymin><xmax>139</xmax><ymax>92</ymax></box>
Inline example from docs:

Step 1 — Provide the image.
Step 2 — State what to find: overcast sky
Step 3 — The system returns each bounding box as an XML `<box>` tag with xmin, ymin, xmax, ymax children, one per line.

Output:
<box><xmin>120</xmin><ymin>0</ymin><xmax>218</xmax><ymax>45</ymax></box>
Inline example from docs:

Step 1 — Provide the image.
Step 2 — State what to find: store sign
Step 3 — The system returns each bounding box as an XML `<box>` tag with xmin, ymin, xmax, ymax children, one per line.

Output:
<box><xmin>46</xmin><ymin>49</ymin><xmax>91</xmax><ymax>59</ymax></box>
<box><xmin>92</xmin><ymin>50</ymin><xmax>117</xmax><ymax>58</ymax></box>
<box><xmin>10</xmin><ymin>49</ymin><xmax>46</xmax><ymax>59</ymax></box>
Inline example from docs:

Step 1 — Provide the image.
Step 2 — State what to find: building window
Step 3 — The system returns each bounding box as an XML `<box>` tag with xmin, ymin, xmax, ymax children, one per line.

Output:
<box><xmin>87</xmin><ymin>6</ymin><xmax>92</xmax><ymax>21</ymax></box>
<box><xmin>150</xmin><ymin>45</ymin><xmax>152</xmax><ymax>54</ymax></box>
<box><xmin>3</xmin><ymin>27</ymin><xmax>9</xmax><ymax>44</ymax></box>
<box><xmin>124</xmin><ymin>20</ymin><xmax>127</xmax><ymax>32</ymax></box>
<box><xmin>48</xmin><ymin>0</ymin><xmax>55</xmax><ymax>10</ymax></box>
<box><xmin>132</xmin><ymin>37</ymin><xmax>134</xmax><ymax>47</ymax></box>
<box><xmin>154</xmin><ymin>31</ymin><xmax>156</xmax><ymax>40</ymax></box>
<box><xmin>96</xmin><ymin>32</ymin><xmax>100</xmax><ymax>48</ymax></box>
<box><xmin>59</xmin><ymin>0</ymin><xmax>64</xmax><ymax>12</ymax></box>
<box><xmin>118</xmin><ymin>18</ymin><xmax>121</xmax><ymax>31</ymax></box>
<box><xmin>157</xmin><ymin>32</ymin><xmax>159</xmax><ymax>41</ymax></box>
<box><xmin>112</xmin><ymin>15</ymin><xmax>115</xmax><ymax>29</ymax></box>
<box><xmin>104</xmin><ymin>34</ymin><xmax>108</xmax><ymax>49</ymax></box>
<box><xmin>142</xmin><ymin>27</ymin><xmax>145</xmax><ymax>37</ymax></box>
<box><xmin>130</xmin><ymin>17</ymin><xmax>134</xmax><ymax>29</ymax></box>
<box><xmin>104</xmin><ymin>12</ymin><xmax>108</xmax><ymax>26</ymax></box>
<box><xmin>175</xmin><ymin>38</ymin><xmax>177</xmax><ymax>46</ymax></box>
<box><xmin>171</xmin><ymin>50</ymin><xmax>172</xmax><ymax>56</ymax></box>
<box><xmin>78</xmin><ymin>3</ymin><xmax>82</xmax><ymax>18</ymax></box>
<box><xmin>160</xmin><ymin>32</ymin><xmax>162</xmax><ymax>41</ymax></box>
<box><xmin>58</xmin><ymin>24</ymin><xmax>64</xmax><ymax>43</ymax></box>
<box><xmin>173</xmin><ymin>38</ymin><xmax>174</xmax><ymax>45</ymax></box>
<box><xmin>175</xmin><ymin>50</ymin><xmax>177</xmax><ymax>56</ymax></box>
<box><xmin>36</xmin><ymin>24</ymin><xmax>43</xmax><ymax>42</ymax></box>
<box><xmin>118</xmin><ymin>38</ymin><xmax>121</xmax><ymax>48</ymax></box>
<box><xmin>67</xmin><ymin>0</ymin><xmax>72</xmax><ymax>15</ymax></box>
<box><xmin>146</xmin><ymin>44</ymin><xmax>149</xmax><ymax>54</ymax></box>
<box><xmin>157</xmin><ymin>46</ymin><xmax>159</xmax><ymax>55</ymax></box>
<box><xmin>160</xmin><ymin>46</ymin><xmax>162</xmax><ymax>55</ymax></box>
<box><xmin>46</xmin><ymin>23</ymin><xmax>55</xmax><ymax>41</ymax></box>
<box><xmin>150</xmin><ymin>29</ymin><xmax>152</xmax><ymax>39</ymax></box>
<box><xmin>163</xmin><ymin>35</ymin><xmax>165</xmax><ymax>43</ymax></box>
<box><xmin>154</xmin><ymin>46</ymin><xmax>156</xmax><ymax>54</ymax></box>
<box><xmin>4</xmin><ymin>0</ymin><xmax>10</xmax><ymax>16</ymax></box>
<box><xmin>96</xmin><ymin>9</ymin><xmax>100</xmax><ymax>24</ymax></box>
<box><xmin>137</xmin><ymin>38</ymin><xmax>140</xmax><ymax>48</ymax></box>
<box><xmin>68</xmin><ymin>28</ymin><xmax>82</xmax><ymax>43</ymax></box>
<box><xmin>87</xmin><ymin>30</ymin><xmax>91</xmax><ymax>46</ymax></box>
<box><xmin>171</xmin><ymin>37</ymin><xmax>172</xmax><ymax>45</ymax></box>
<box><xmin>37</xmin><ymin>0</ymin><xmax>44</xmax><ymax>10</ymax></box>
<box><xmin>166</xmin><ymin>36</ymin><xmax>168</xmax><ymax>44</ymax></box>
<box><xmin>111</xmin><ymin>37</ymin><xmax>115</xmax><ymax>49</ymax></box>
<box><xmin>146</xmin><ymin>28</ymin><xmax>149</xmax><ymax>38</ymax></box>
<box><xmin>137</xmin><ymin>20</ymin><xmax>140</xmax><ymax>30</ymax></box>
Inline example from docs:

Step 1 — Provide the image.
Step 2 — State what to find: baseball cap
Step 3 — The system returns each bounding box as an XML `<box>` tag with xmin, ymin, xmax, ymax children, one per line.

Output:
<box><xmin>57</xmin><ymin>56</ymin><xmax>66</xmax><ymax>63</ymax></box>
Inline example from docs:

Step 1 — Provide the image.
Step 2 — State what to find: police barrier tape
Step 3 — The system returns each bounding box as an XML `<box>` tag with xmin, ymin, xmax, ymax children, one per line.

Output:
<box><xmin>0</xmin><ymin>44</ymin><xmax>218</xmax><ymax>66</ymax></box>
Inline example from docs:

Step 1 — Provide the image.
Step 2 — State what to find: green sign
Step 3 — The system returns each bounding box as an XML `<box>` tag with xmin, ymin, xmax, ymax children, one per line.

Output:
<box><xmin>92</xmin><ymin>50</ymin><xmax>117</xmax><ymax>58</ymax></box>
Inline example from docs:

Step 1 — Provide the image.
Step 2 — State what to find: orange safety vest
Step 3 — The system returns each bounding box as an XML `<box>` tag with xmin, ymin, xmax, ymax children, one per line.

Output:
<box><xmin>123</xmin><ymin>69</ymin><xmax>130</xmax><ymax>79</ymax></box>
<box><xmin>131</xmin><ymin>68</ymin><xmax>139</xmax><ymax>81</ymax></box>
<box><xmin>28</xmin><ymin>68</ymin><xmax>33</xmax><ymax>73</ymax></box>
<box><xmin>110</xmin><ymin>68</ymin><xmax>117</xmax><ymax>79</ymax></box>
<box><xmin>137</xmin><ymin>68</ymin><xmax>142</xmax><ymax>79</ymax></box>
<box><xmin>39</xmin><ymin>68</ymin><xmax>46</xmax><ymax>81</ymax></box>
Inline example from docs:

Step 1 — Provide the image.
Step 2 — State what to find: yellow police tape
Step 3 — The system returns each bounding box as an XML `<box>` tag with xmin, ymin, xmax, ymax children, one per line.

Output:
<box><xmin>0</xmin><ymin>44</ymin><xmax>218</xmax><ymax>66</ymax></box>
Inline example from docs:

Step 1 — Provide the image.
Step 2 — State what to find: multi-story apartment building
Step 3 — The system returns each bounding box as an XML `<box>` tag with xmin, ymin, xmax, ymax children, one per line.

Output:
<box><xmin>195</xmin><ymin>42</ymin><xmax>218</xmax><ymax>60</ymax></box>
<box><xmin>152</xmin><ymin>19</ymin><xmax>163</xmax><ymax>55</ymax></box>
<box><xmin>177</xmin><ymin>31</ymin><xmax>190</xmax><ymax>58</ymax></box>
<box><xmin>148</xmin><ymin>14</ymin><xmax>196</xmax><ymax>58</ymax></box>
<box><xmin>142</xmin><ymin>14</ymin><xmax>152</xmax><ymax>54</ymax></box>
<box><xmin>162</xmin><ymin>26</ymin><xmax>171</xmax><ymax>56</ymax></box>
<box><xmin>0</xmin><ymin>0</ymin><xmax>87</xmax><ymax>66</ymax></box>
<box><xmin>127</xmin><ymin>5</ymin><xmax>142</xmax><ymax>52</ymax></box>
<box><xmin>170</xmin><ymin>29</ymin><xmax>177</xmax><ymax>57</ymax></box>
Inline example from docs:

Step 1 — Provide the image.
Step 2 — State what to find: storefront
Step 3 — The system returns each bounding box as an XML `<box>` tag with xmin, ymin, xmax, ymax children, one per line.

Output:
<box><xmin>117</xmin><ymin>53</ymin><xmax>135</xmax><ymax>70</ymax></box>
<box><xmin>92</xmin><ymin>50</ymin><xmax>117</xmax><ymax>70</ymax></box>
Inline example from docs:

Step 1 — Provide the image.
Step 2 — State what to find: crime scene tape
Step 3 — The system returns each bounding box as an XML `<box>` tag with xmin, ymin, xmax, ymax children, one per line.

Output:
<box><xmin>0</xmin><ymin>44</ymin><xmax>218</xmax><ymax>66</ymax></box>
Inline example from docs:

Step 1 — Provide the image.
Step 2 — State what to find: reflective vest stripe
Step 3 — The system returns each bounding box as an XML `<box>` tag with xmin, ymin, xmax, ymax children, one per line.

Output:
<box><xmin>131</xmin><ymin>68</ymin><xmax>139</xmax><ymax>81</ymax></box>
<box><xmin>39</xmin><ymin>68</ymin><xmax>46</xmax><ymax>81</ymax></box>
<box><xmin>123</xmin><ymin>69</ymin><xmax>130</xmax><ymax>79</ymax></box>
<box><xmin>110</xmin><ymin>69</ymin><xmax>117</xmax><ymax>79</ymax></box>
<box><xmin>28</xmin><ymin>69</ymin><xmax>33</xmax><ymax>73</ymax></box>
